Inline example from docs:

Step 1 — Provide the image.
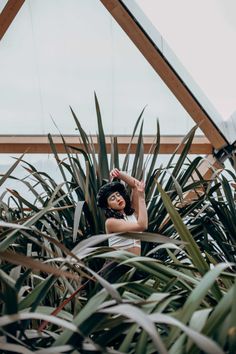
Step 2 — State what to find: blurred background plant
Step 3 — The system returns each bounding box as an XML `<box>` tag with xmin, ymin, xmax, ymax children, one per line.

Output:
<box><xmin>0</xmin><ymin>96</ymin><xmax>235</xmax><ymax>353</ymax></box>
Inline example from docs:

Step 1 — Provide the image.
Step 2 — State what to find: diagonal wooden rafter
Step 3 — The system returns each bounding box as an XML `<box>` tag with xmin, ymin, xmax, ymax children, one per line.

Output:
<box><xmin>0</xmin><ymin>0</ymin><xmax>230</xmax><ymax>206</ymax></box>
<box><xmin>99</xmin><ymin>0</ymin><xmax>232</xmax><ymax>201</ymax></box>
<box><xmin>0</xmin><ymin>0</ymin><xmax>231</xmax><ymax>181</ymax></box>
<box><xmin>99</xmin><ymin>0</ymin><xmax>228</xmax><ymax>151</ymax></box>
<box><xmin>0</xmin><ymin>0</ymin><xmax>25</xmax><ymax>40</ymax></box>
<box><xmin>181</xmin><ymin>155</ymin><xmax>224</xmax><ymax>205</ymax></box>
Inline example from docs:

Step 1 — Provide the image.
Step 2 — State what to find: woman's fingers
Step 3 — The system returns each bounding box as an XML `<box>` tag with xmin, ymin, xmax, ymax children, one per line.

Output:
<box><xmin>110</xmin><ymin>168</ymin><xmax>120</xmax><ymax>178</ymax></box>
<box><xmin>134</xmin><ymin>180</ymin><xmax>145</xmax><ymax>192</ymax></box>
<box><xmin>141</xmin><ymin>181</ymin><xmax>145</xmax><ymax>189</ymax></box>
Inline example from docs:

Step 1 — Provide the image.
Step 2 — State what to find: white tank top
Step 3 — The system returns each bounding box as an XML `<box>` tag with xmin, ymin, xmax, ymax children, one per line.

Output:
<box><xmin>107</xmin><ymin>213</ymin><xmax>141</xmax><ymax>249</ymax></box>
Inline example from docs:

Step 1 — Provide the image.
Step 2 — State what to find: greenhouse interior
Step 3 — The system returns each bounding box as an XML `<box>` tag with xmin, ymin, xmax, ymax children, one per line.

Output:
<box><xmin>0</xmin><ymin>1</ymin><xmax>236</xmax><ymax>353</ymax></box>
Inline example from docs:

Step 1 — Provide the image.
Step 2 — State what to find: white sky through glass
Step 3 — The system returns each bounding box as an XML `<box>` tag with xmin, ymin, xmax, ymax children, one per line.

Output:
<box><xmin>0</xmin><ymin>0</ymin><xmax>235</xmax><ymax>142</ymax></box>
<box><xmin>136</xmin><ymin>0</ymin><xmax>236</xmax><ymax>121</ymax></box>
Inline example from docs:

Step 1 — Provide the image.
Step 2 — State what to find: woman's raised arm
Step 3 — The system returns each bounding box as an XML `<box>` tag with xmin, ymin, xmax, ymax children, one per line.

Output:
<box><xmin>105</xmin><ymin>179</ymin><xmax>148</xmax><ymax>233</ymax></box>
<box><xmin>110</xmin><ymin>168</ymin><xmax>140</xmax><ymax>213</ymax></box>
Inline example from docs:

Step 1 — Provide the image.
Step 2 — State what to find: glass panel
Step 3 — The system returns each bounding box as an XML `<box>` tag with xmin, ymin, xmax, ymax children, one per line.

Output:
<box><xmin>134</xmin><ymin>0</ymin><xmax>236</xmax><ymax>142</ymax></box>
<box><xmin>0</xmin><ymin>0</ymin><xmax>8</xmax><ymax>13</ymax></box>
<box><xmin>0</xmin><ymin>0</ymin><xmax>196</xmax><ymax>136</ymax></box>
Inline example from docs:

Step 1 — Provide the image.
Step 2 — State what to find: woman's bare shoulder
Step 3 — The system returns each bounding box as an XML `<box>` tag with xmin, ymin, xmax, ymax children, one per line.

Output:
<box><xmin>105</xmin><ymin>218</ymin><xmax>124</xmax><ymax>232</ymax></box>
<box><xmin>105</xmin><ymin>217</ymin><xmax>144</xmax><ymax>233</ymax></box>
<box><xmin>105</xmin><ymin>218</ymin><xmax>124</xmax><ymax>226</ymax></box>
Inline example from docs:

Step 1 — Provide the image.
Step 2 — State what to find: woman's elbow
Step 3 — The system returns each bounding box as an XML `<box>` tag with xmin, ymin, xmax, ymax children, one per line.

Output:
<box><xmin>137</xmin><ymin>223</ymin><xmax>148</xmax><ymax>232</ymax></box>
<box><xmin>142</xmin><ymin>224</ymin><xmax>148</xmax><ymax>231</ymax></box>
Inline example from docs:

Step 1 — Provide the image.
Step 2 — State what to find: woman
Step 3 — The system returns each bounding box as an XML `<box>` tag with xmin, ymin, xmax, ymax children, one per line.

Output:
<box><xmin>97</xmin><ymin>169</ymin><xmax>148</xmax><ymax>255</ymax></box>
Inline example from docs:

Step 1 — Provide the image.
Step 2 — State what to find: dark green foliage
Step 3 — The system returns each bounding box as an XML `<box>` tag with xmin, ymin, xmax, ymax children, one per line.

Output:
<box><xmin>0</xmin><ymin>98</ymin><xmax>235</xmax><ymax>353</ymax></box>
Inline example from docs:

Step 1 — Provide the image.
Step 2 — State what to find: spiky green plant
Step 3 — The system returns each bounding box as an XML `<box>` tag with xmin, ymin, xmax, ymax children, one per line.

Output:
<box><xmin>0</xmin><ymin>96</ymin><xmax>235</xmax><ymax>353</ymax></box>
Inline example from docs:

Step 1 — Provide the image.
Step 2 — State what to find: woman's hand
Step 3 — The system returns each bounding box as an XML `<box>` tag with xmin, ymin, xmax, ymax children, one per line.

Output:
<box><xmin>110</xmin><ymin>168</ymin><xmax>120</xmax><ymax>180</ymax></box>
<box><xmin>134</xmin><ymin>180</ymin><xmax>145</xmax><ymax>196</ymax></box>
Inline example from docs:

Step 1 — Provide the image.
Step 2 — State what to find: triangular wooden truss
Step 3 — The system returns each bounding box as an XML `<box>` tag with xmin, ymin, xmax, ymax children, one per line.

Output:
<box><xmin>0</xmin><ymin>0</ymin><xmax>235</xmax><ymax>180</ymax></box>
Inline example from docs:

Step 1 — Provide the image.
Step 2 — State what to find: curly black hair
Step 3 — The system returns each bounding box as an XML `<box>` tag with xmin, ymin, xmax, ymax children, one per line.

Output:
<box><xmin>104</xmin><ymin>191</ymin><xmax>134</xmax><ymax>219</ymax></box>
<box><xmin>97</xmin><ymin>181</ymin><xmax>134</xmax><ymax>219</ymax></box>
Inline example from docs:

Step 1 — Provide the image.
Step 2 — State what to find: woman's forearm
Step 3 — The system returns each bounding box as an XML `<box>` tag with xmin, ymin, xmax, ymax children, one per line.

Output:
<box><xmin>137</xmin><ymin>195</ymin><xmax>148</xmax><ymax>230</ymax></box>
<box><xmin>110</xmin><ymin>169</ymin><xmax>147</xmax><ymax>228</ymax></box>
<box><xmin>119</xmin><ymin>171</ymin><xmax>138</xmax><ymax>188</ymax></box>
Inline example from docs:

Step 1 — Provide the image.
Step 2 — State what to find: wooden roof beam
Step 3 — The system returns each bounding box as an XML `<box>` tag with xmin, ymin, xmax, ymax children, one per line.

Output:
<box><xmin>99</xmin><ymin>0</ymin><xmax>228</xmax><ymax>150</ymax></box>
<box><xmin>0</xmin><ymin>0</ymin><xmax>25</xmax><ymax>40</ymax></box>
<box><xmin>0</xmin><ymin>135</ymin><xmax>212</xmax><ymax>154</ymax></box>
<box><xmin>182</xmin><ymin>155</ymin><xmax>224</xmax><ymax>204</ymax></box>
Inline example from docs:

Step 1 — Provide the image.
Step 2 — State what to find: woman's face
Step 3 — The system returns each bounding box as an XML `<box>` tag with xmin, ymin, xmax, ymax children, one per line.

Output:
<box><xmin>107</xmin><ymin>191</ymin><xmax>126</xmax><ymax>211</ymax></box>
